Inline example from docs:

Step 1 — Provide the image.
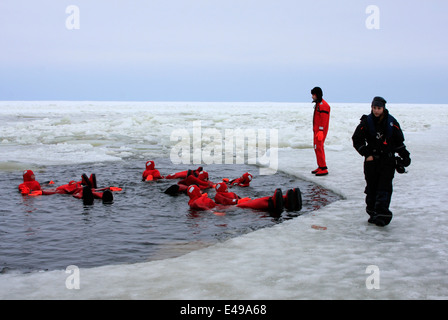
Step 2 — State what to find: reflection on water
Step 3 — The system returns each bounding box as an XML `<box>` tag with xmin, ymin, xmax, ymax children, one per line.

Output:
<box><xmin>309</xmin><ymin>185</ymin><xmax>332</xmax><ymax>211</ymax></box>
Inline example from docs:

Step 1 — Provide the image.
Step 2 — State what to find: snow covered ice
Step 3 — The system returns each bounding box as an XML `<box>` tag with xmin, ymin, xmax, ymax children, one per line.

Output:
<box><xmin>0</xmin><ymin>101</ymin><xmax>447</xmax><ymax>299</ymax></box>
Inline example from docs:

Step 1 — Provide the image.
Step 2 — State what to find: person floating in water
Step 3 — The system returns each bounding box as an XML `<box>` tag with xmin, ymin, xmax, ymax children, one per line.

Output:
<box><xmin>142</xmin><ymin>160</ymin><xmax>164</xmax><ymax>181</ymax></box>
<box><xmin>18</xmin><ymin>170</ymin><xmax>46</xmax><ymax>196</ymax></box>
<box><xmin>179</xmin><ymin>170</ymin><xmax>215</xmax><ymax>190</ymax></box>
<box><xmin>214</xmin><ymin>182</ymin><xmax>245</xmax><ymax>205</ymax></box>
<box><xmin>186</xmin><ymin>185</ymin><xmax>217</xmax><ymax>211</ymax></box>
<box><xmin>235</xmin><ymin>188</ymin><xmax>284</xmax><ymax>215</ymax></box>
<box><xmin>68</xmin><ymin>174</ymin><xmax>116</xmax><ymax>205</ymax></box>
<box><xmin>214</xmin><ymin>182</ymin><xmax>302</xmax><ymax>215</ymax></box>
<box><xmin>228</xmin><ymin>172</ymin><xmax>253</xmax><ymax>187</ymax></box>
<box><xmin>164</xmin><ymin>169</ymin><xmax>215</xmax><ymax>195</ymax></box>
<box><xmin>19</xmin><ymin>171</ymin><xmax>118</xmax><ymax>204</ymax></box>
<box><xmin>165</xmin><ymin>166</ymin><xmax>203</xmax><ymax>180</ymax></box>
<box><xmin>237</xmin><ymin>187</ymin><xmax>302</xmax><ymax>215</ymax></box>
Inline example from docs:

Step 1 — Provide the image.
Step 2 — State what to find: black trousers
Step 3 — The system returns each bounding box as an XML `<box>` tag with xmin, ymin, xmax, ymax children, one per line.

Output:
<box><xmin>363</xmin><ymin>157</ymin><xmax>395</xmax><ymax>217</ymax></box>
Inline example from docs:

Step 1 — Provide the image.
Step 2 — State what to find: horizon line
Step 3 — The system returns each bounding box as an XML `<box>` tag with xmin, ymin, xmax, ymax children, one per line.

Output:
<box><xmin>0</xmin><ymin>99</ymin><xmax>445</xmax><ymax>105</ymax></box>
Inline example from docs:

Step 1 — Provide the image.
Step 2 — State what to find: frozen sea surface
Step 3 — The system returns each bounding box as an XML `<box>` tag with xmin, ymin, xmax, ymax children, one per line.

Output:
<box><xmin>0</xmin><ymin>101</ymin><xmax>447</xmax><ymax>299</ymax></box>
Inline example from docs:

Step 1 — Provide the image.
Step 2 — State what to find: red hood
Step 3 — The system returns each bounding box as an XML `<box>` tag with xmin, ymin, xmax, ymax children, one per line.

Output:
<box><xmin>187</xmin><ymin>185</ymin><xmax>202</xmax><ymax>200</ymax></box>
<box><xmin>242</xmin><ymin>172</ymin><xmax>253</xmax><ymax>183</ymax></box>
<box><xmin>23</xmin><ymin>170</ymin><xmax>35</xmax><ymax>182</ymax></box>
<box><xmin>145</xmin><ymin>161</ymin><xmax>155</xmax><ymax>170</ymax></box>
<box><xmin>215</xmin><ymin>182</ymin><xmax>228</xmax><ymax>193</ymax></box>
<box><xmin>198</xmin><ymin>171</ymin><xmax>209</xmax><ymax>181</ymax></box>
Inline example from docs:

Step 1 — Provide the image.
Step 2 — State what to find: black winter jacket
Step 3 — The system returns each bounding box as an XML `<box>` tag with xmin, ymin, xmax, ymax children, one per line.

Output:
<box><xmin>352</xmin><ymin>109</ymin><xmax>410</xmax><ymax>163</ymax></box>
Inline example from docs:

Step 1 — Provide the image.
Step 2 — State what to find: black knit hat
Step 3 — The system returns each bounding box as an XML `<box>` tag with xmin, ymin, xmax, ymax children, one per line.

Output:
<box><xmin>311</xmin><ymin>87</ymin><xmax>323</xmax><ymax>98</ymax></box>
<box><xmin>371</xmin><ymin>96</ymin><xmax>387</xmax><ymax>108</ymax></box>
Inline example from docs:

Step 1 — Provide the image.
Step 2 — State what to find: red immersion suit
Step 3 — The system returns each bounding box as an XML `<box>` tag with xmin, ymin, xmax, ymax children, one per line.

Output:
<box><xmin>165</xmin><ymin>166</ymin><xmax>203</xmax><ymax>180</ymax></box>
<box><xmin>18</xmin><ymin>170</ymin><xmax>42</xmax><ymax>195</ymax></box>
<box><xmin>179</xmin><ymin>171</ymin><xmax>214</xmax><ymax>190</ymax></box>
<box><xmin>19</xmin><ymin>171</ymin><xmax>117</xmax><ymax>203</ymax></box>
<box><xmin>229</xmin><ymin>172</ymin><xmax>253</xmax><ymax>187</ymax></box>
<box><xmin>214</xmin><ymin>182</ymin><xmax>241</xmax><ymax>205</ymax></box>
<box><xmin>187</xmin><ymin>185</ymin><xmax>216</xmax><ymax>211</ymax></box>
<box><xmin>236</xmin><ymin>188</ymin><xmax>283</xmax><ymax>215</ymax></box>
<box><xmin>313</xmin><ymin>99</ymin><xmax>331</xmax><ymax>171</ymax></box>
<box><xmin>142</xmin><ymin>161</ymin><xmax>164</xmax><ymax>181</ymax></box>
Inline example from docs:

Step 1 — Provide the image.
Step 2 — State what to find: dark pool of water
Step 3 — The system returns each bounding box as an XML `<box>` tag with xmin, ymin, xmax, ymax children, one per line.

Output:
<box><xmin>0</xmin><ymin>159</ymin><xmax>340</xmax><ymax>273</ymax></box>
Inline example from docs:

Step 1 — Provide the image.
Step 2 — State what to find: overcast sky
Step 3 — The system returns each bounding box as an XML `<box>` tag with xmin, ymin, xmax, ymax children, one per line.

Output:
<box><xmin>0</xmin><ymin>0</ymin><xmax>447</xmax><ymax>103</ymax></box>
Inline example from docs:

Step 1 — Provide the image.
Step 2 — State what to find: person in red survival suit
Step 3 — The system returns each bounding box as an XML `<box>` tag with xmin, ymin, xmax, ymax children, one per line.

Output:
<box><xmin>214</xmin><ymin>182</ymin><xmax>244</xmax><ymax>205</ymax></box>
<box><xmin>229</xmin><ymin>172</ymin><xmax>253</xmax><ymax>187</ymax></box>
<box><xmin>68</xmin><ymin>174</ymin><xmax>116</xmax><ymax>204</ymax></box>
<box><xmin>54</xmin><ymin>173</ymin><xmax>95</xmax><ymax>195</ymax></box>
<box><xmin>311</xmin><ymin>87</ymin><xmax>331</xmax><ymax>176</ymax></box>
<box><xmin>164</xmin><ymin>170</ymin><xmax>217</xmax><ymax>196</ymax></box>
<box><xmin>18</xmin><ymin>169</ymin><xmax>67</xmax><ymax>196</ymax></box>
<box><xmin>18</xmin><ymin>170</ymin><xmax>86</xmax><ymax>197</ymax></box>
<box><xmin>236</xmin><ymin>187</ymin><xmax>302</xmax><ymax>214</ymax></box>
<box><xmin>19</xmin><ymin>171</ymin><xmax>116</xmax><ymax>204</ymax></box>
<box><xmin>179</xmin><ymin>170</ymin><xmax>215</xmax><ymax>190</ymax></box>
<box><xmin>18</xmin><ymin>170</ymin><xmax>43</xmax><ymax>195</ymax></box>
<box><xmin>165</xmin><ymin>166</ymin><xmax>203</xmax><ymax>180</ymax></box>
<box><xmin>236</xmin><ymin>188</ymin><xmax>284</xmax><ymax>215</ymax></box>
<box><xmin>142</xmin><ymin>160</ymin><xmax>164</xmax><ymax>181</ymax></box>
<box><xmin>187</xmin><ymin>185</ymin><xmax>217</xmax><ymax>211</ymax></box>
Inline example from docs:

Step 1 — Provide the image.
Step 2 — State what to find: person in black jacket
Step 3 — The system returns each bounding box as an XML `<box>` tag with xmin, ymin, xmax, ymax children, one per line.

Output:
<box><xmin>352</xmin><ymin>97</ymin><xmax>411</xmax><ymax>226</ymax></box>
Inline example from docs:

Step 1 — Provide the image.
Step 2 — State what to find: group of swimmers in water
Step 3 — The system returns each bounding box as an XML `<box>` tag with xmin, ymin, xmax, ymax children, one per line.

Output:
<box><xmin>18</xmin><ymin>160</ymin><xmax>302</xmax><ymax>215</ymax></box>
<box><xmin>18</xmin><ymin>169</ymin><xmax>119</xmax><ymax>205</ymax></box>
<box><xmin>143</xmin><ymin>160</ymin><xmax>302</xmax><ymax>215</ymax></box>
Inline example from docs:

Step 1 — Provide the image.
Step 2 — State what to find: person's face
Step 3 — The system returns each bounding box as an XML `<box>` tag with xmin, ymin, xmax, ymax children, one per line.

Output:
<box><xmin>371</xmin><ymin>105</ymin><xmax>384</xmax><ymax>118</ymax></box>
<box><xmin>312</xmin><ymin>94</ymin><xmax>317</xmax><ymax>102</ymax></box>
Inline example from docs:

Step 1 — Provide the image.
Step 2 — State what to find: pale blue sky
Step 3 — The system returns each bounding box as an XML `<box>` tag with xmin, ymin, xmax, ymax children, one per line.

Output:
<box><xmin>0</xmin><ymin>0</ymin><xmax>447</xmax><ymax>103</ymax></box>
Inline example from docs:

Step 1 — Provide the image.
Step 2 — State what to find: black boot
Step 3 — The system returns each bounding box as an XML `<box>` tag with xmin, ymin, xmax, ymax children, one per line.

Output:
<box><xmin>102</xmin><ymin>190</ymin><xmax>114</xmax><ymax>204</ymax></box>
<box><xmin>82</xmin><ymin>186</ymin><xmax>94</xmax><ymax>205</ymax></box>
<box><xmin>268</xmin><ymin>189</ymin><xmax>284</xmax><ymax>216</ymax></box>
<box><xmin>285</xmin><ymin>188</ymin><xmax>302</xmax><ymax>212</ymax></box>
<box><xmin>164</xmin><ymin>184</ymin><xmax>180</xmax><ymax>196</ymax></box>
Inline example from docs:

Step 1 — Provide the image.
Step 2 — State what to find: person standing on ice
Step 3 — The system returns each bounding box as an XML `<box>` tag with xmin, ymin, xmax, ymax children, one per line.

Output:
<box><xmin>311</xmin><ymin>87</ymin><xmax>331</xmax><ymax>176</ymax></box>
<box><xmin>352</xmin><ymin>96</ymin><xmax>411</xmax><ymax>226</ymax></box>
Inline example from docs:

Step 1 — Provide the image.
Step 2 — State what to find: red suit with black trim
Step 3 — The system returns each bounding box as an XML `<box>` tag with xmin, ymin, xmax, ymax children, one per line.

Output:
<box><xmin>236</xmin><ymin>188</ymin><xmax>283</xmax><ymax>214</ymax></box>
<box><xmin>229</xmin><ymin>172</ymin><xmax>253</xmax><ymax>187</ymax></box>
<box><xmin>179</xmin><ymin>171</ymin><xmax>214</xmax><ymax>190</ymax></box>
<box><xmin>19</xmin><ymin>171</ymin><xmax>117</xmax><ymax>202</ymax></box>
<box><xmin>55</xmin><ymin>174</ymin><xmax>92</xmax><ymax>196</ymax></box>
<box><xmin>313</xmin><ymin>99</ymin><xmax>330</xmax><ymax>170</ymax></box>
<box><xmin>165</xmin><ymin>166</ymin><xmax>203</xmax><ymax>180</ymax></box>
